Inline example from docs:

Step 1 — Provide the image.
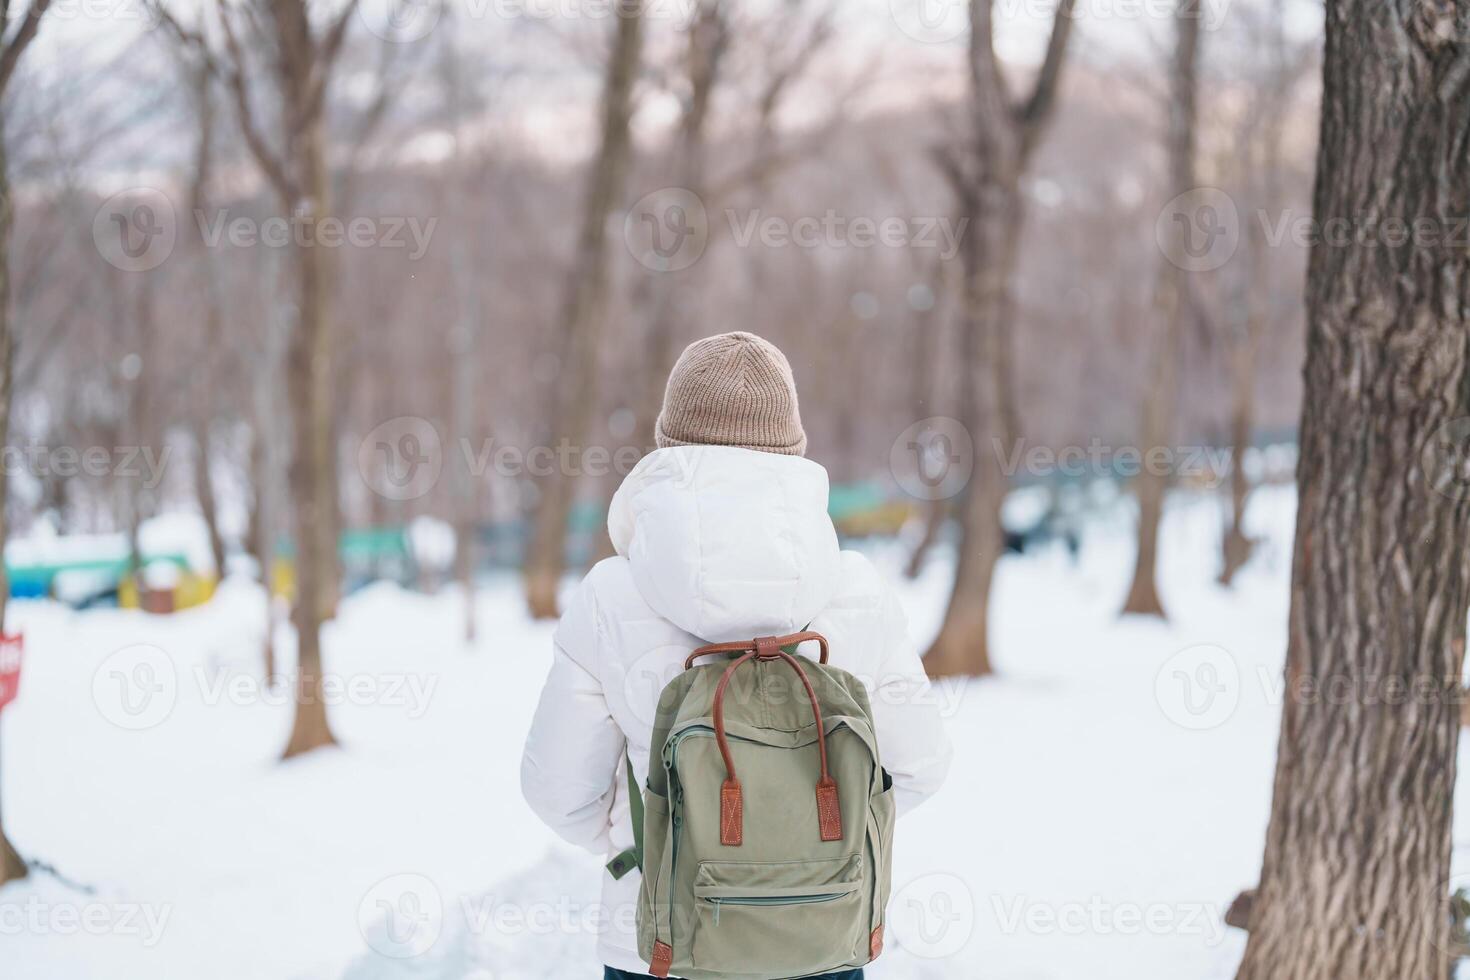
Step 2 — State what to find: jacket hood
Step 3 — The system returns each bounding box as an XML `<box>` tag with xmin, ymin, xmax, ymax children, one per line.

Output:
<box><xmin>607</xmin><ymin>445</ymin><xmax>842</xmax><ymax>642</ymax></box>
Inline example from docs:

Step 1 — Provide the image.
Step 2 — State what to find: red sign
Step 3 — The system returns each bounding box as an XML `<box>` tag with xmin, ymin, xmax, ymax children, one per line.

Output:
<box><xmin>0</xmin><ymin>633</ymin><xmax>21</xmax><ymax>711</ymax></box>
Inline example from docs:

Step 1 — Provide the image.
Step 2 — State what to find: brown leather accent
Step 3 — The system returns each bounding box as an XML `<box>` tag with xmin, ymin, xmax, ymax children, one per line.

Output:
<box><xmin>711</xmin><ymin>651</ymin><xmax>757</xmax><ymax>806</ymax></box>
<box><xmin>685</xmin><ymin>630</ymin><xmax>830</xmax><ymax>669</ymax></box>
<box><xmin>720</xmin><ymin>778</ymin><xmax>743</xmax><ymax>845</ymax></box>
<box><xmin>708</xmin><ymin>641</ymin><xmax>842</xmax><ymax>845</ymax></box>
<box><xmin>870</xmin><ymin>925</ymin><xmax>884</xmax><ymax>960</ymax></box>
<box><xmin>650</xmin><ymin>941</ymin><xmax>673</xmax><ymax>978</ymax></box>
<box><xmin>816</xmin><ymin>776</ymin><xmax>843</xmax><ymax>842</ymax></box>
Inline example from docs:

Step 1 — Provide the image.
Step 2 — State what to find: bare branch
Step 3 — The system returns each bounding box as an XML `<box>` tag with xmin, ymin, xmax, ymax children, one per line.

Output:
<box><xmin>215</xmin><ymin>0</ymin><xmax>297</xmax><ymax>200</ymax></box>
<box><xmin>317</xmin><ymin>0</ymin><xmax>359</xmax><ymax>67</ymax></box>
<box><xmin>753</xmin><ymin>4</ymin><xmax>834</xmax><ymax>129</ymax></box>
<box><xmin>0</xmin><ymin>0</ymin><xmax>52</xmax><ymax>95</ymax></box>
<box><xmin>152</xmin><ymin>2</ymin><xmax>212</xmax><ymax>56</ymax></box>
<box><xmin>187</xmin><ymin>56</ymin><xmax>215</xmax><ymax>218</ymax></box>
<box><xmin>930</xmin><ymin>140</ymin><xmax>970</xmax><ymax>197</ymax></box>
<box><xmin>337</xmin><ymin>37</ymin><xmax>405</xmax><ymax>211</ymax></box>
<box><xmin>1013</xmin><ymin>0</ymin><xmax>1079</xmax><ymax>152</ymax></box>
<box><xmin>302</xmin><ymin>0</ymin><xmax>361</xmax><ymax>123</ymax></box>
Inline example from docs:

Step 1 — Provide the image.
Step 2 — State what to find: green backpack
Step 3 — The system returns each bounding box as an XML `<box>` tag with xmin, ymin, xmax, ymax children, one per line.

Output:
<box><xmin>608</xmin><ymin>630</ymin><xmax>895</xmax><ymax>980</ymax></box>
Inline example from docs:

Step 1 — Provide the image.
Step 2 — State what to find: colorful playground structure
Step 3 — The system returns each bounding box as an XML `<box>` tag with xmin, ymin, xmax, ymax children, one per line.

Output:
<box><xmin>1</xmin><ymin>476</ymin><xmax>1094</xmax><ymax>612</ymax></box>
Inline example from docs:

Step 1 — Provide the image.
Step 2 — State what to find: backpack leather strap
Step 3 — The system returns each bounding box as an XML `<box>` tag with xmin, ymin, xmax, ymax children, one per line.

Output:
<box><xmin>706</xmin><ymin>633</ymin><xmax>843</xmax><ymax>846</ymax></box>
<box><xmin>684</xmin><ymin>629</ymin><xmax>829</xmax><ymax>669</ymax></box>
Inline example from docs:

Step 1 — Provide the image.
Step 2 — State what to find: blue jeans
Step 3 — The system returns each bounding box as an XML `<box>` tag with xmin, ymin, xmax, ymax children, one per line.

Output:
<box><xmin>605</xmin><ymin>970</ymin><xmax>862</xmax><ymax>980</ymax></box>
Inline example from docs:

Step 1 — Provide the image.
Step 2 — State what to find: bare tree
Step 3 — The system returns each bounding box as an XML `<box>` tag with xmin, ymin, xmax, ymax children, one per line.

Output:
<box><xmin>250</xmin><ymin>247</ymin><xmax>290</xmax><ymax>687</ymax></box>
<box><xmin>925</xmin><ymin>0</ymin><xmax>1078</xmax><ymax>676</ymax></box>
<box><xmin>158</xmin><ymin>0</ymin><xmax>361</xmax><ymax>756</ymax></box>
<box><xmin>1218</xmin><ymin>0</ymin><xmax>1308</xmax><ymax>586</ymax></box>
<box><xmin>176</xmin><ymin>51</ymin><xmax>230</xmax><ymax>580</ymax></box>
<box><xmin>0</xmin><ymin>0</ymin><xmax>53</xmax><ymax>888</ymax></box>
<box><xmin>629</xmin><ymin>0</ymin><xmax>729</xmax><ymax>455</ymax></box>
<box><xmin>1231</xmin><ymin>1</ymin><xmax>1470</xmax><ymax>975</ymax></box>
<box><xmin>440</xmin><ymin>18</ymin><xmax>486</xmax><ymax>645</ymax></box>
<box><xmin>902</xmin><ymin>250</ymin><xmax>950</xmax><ymax>580</ymax></box>
<box><xmin>1120</xmin><ymin>0</ymin><xmax>1202</xmax><ymax>617</ymax></box>
<box><xmin>524</xmin><ymin>1</ymin><xmax>644</xmax><ymax>619</ymax></box>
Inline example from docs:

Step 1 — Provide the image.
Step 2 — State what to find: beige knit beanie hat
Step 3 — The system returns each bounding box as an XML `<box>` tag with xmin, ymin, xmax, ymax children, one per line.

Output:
<box><xmin>655</xmin><ymin>331</ymin><xmax>807</xmax><ymax>456</ymax></box>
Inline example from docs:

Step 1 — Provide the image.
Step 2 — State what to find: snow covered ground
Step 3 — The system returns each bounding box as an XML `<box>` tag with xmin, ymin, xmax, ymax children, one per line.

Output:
<box><xmin>3</xmin><ymin>485</ymin><xmax>1459</xmax><ymax>979</ymax></box>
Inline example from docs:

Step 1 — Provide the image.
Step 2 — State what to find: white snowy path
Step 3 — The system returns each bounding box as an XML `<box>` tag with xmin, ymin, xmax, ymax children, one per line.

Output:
<box><xmin>3</xmin><ymin>487</ymin><xmax>1466</xmax><ymax>979</ymax></box>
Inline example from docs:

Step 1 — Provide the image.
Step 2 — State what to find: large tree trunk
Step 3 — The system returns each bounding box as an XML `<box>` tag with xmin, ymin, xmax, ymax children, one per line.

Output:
<box><xmin>524</xmin><ymin>4</ymin><xmax>643</xmax><ymax>619</ymax></box>
<box><xmin>1233</xmin><ymin>3</ymin><xmax>1470</xmax><ymax>976</ymax></box>
<box><xmin>925</xmin><ymin>462</ymin><xmax>1003</xmax><ymax>677</ymax></box>
<box><xmin>0</xmin><ymin>127</ymin><xmax>24</xmax><ymax>887</ymax></box>
<box><xmin>1121</xmin><ymin>0</ymin><xmax>1201</xmax><ymax>618</ymax></box>
<box><xmin>924</xmin><ymin>0</ymin><xmax>1075</xmax><ymax>677</ymax></box>
<box><xmin>924</xmin><ymin>188</ymin><xmax>1021</xmax><ymax>678</ymax></box>
<box><xmin>281</xmin><ymin>119</ymin><xmax>337</xmax><ymax>759</ymax></box>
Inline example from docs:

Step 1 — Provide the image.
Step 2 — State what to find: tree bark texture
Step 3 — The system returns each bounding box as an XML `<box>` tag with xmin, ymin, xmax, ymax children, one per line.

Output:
<box><xmin>1235</xmin><ymin>2</ymin><xmax>1470</xmax><ymax>976</ymax></box>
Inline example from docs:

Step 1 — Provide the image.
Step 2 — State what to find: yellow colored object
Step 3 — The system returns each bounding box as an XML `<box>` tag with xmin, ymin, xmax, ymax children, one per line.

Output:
<box><xmin>272</xmin><ymin>557</ymin><xmax>296</xmax><ymax>601</ymax></box>
<box><xmin>174</xmin><ymin>573</ymin><xmax>216</xmax><ymax>610</ymax></box>
<box><xmin>119</xmin><ymin>571</ymin><xmax>218</xmax><ymax>613</ymax></box>
<box><xmin>834</xmin><ymin>502</ymin><xmax>912</xmax><ymax>538</ymax></box>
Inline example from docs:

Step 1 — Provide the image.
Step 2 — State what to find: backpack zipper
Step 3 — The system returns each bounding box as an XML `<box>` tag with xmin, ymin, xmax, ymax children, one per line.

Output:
<box><xmin>706</xmin><ymin>892</ymin><xmax>847</xmax><ymax>926</ymax></box>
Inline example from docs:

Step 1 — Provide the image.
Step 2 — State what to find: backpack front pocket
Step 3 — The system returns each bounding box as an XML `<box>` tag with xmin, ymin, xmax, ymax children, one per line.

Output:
<box><xmin>690</xmin><ymin>855</ymin><xmax>864</xmax><ymax>977</ymax></box>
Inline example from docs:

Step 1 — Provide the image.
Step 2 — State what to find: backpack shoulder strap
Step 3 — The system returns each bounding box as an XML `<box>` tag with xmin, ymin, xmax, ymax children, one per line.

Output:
<box><xmin>606</xmin><ymin>747</ymin><xmax>643</xmax><ymax>880</ymax></box>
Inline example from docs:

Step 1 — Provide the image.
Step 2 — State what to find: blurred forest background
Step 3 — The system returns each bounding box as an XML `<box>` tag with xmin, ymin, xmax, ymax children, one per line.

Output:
<box><xmin>1</xmin><ymin>0</ymin><xmax>1331</xmax><ymax>932</ymax></box>
<box><xmin>0</xmin><ymin>0</ymin><xmax>1319</xmax><ymax>645</ymax></box>
<box><xmin>11</xmin><ymin>1</ymin><xmax>1470</xmax><ymax>978</ymax></box>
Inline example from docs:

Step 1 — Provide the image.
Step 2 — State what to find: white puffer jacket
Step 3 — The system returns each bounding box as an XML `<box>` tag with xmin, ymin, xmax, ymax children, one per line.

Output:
<box><xmin>521</xmin><ymin>445</ymin><xmax>953</xmax><ymax>973</ymax></box>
